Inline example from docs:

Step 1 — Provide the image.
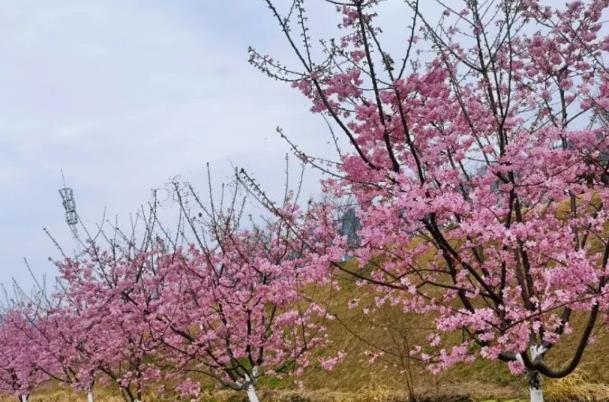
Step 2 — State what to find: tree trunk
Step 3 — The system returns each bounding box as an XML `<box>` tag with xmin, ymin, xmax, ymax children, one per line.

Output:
<box><xmin>528</xmin><ymin>370</ymin><xmax>544</xmax><ymax>402</ymax></box>
<box><xmin>530</xmin><ymin>386</ymin><xmax>543</xmax><ymax>402</ymax></box>
<box><xmin>87</xmin><ymin>390</ymin><xmax>94</xmax><ymax>402</ymax></box>
<box><xmin>20</xmin><ymin>395</ymin><xmax>28</xmax><ymax>402</ymax></box>
<box><xmin>120</xmin><ymin>387</ymin><xmax>137</xmax><ymax>402</ymax></box>
<box><xmin>246</xmin><ymin>383</ymin><xmax>260</xmax><ymax>402</ymax></box>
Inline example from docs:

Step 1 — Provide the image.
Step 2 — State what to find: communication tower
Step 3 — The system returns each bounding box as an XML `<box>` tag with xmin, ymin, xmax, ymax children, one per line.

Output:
<box><xmin>58</xmin><ymin>171</ymin><xmax>80</xmax><ymax>245</ymax></box>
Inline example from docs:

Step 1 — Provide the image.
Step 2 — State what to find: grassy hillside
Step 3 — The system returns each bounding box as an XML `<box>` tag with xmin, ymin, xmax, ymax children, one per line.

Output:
<box><xmin>7</xmin><ymin>269</ymin><xmax>609</xmax><ymax>401</ymax></box>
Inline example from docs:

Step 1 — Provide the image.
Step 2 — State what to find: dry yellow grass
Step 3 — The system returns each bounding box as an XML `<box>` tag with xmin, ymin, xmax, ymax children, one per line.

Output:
<box><xmin>545</xmin><ymin>369</ymin><xmax>609</xmax><ymax>402</ymax></box>
<box><xmin>0</xmin><ymin>387</ymin><xmax>514</xmax><ymax>402</ymax></box>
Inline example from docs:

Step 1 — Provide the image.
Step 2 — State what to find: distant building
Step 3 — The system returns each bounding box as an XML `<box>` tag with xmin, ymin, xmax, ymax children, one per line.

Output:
<box><xmin>339</xmin><ymin>207</ymin><xmax>361</xmax><ymax>249</ymax></box>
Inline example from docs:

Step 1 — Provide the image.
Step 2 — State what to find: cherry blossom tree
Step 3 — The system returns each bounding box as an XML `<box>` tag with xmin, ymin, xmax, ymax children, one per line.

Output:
<box><xmin>19</xmin><ymin>305</ymin><xmax>100</xmax><ymax>402</ymax></box>
<box><xmin>148</xmin><ymin>180</ymin><xmax>341</xmax><ymax>402</ymax></box>
<box><xmin>0</xmin><ymin>310</ymin><xmax>46</xmax><ymax>402</ymax></box>
<box><xmin>254</xmin><ymin>0</ymin><xmax>609</xmax><ymax>400</ymax></box>
<box><xmin>32</xmin><ymin>197</ymin><xmax>171</xmax><ymax>402</ymax></box>
<box><xmin>55</xmin><ymin>244</ymin><xmax>168</xmax><ymax>402</ymax></box>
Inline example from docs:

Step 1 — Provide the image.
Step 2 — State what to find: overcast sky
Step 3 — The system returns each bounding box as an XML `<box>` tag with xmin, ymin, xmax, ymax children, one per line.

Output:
<box><xmin>0</xmin><ymin>0</ymin><xmax>434</xmax><ymax>292</ymax></box>
<box><xmin>1</xmin><ymin>1</ymin><xmax>313</xmax><ymax>289</ymax></box>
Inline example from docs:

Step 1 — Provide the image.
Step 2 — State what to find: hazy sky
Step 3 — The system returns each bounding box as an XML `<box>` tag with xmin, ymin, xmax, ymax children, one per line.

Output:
<box><xmin>0</xmin><ymin>1</ymin><xmax>431</xmax><ymax>291</ymax></box>
<box><xmin>1</xmin><ymin>1</ymin><xmax>311</xmax><ymax>288</ymax></box>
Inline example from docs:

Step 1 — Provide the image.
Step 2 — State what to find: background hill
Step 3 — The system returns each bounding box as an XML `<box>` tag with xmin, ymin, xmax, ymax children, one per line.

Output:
<box><xmin>6</xmin><ymin>269</ymin><xmax>609</xmax><ymax>402</ymax></box>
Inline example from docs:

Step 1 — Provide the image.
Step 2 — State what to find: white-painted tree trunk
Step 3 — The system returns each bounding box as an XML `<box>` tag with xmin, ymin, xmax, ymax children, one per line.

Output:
<box><xmin>87</xmin><ymin>390</ymin><xmax>94</xmax><ymax>402</ymax></box>
<box><xmin>527</xmin><ymin>345</ymin><xmax>546</xmax><ymax>402</ymax></box>
<box><xmin>20</xmin><ymin>395</ymin><xmax>28</xmax><ymax>402</ymax></box>
<box><xmin>530</xmin><ymin>386</ymin><xmax>544</xmax><ymax>402</ymax></box>
<box><xmin>246</xmin><ymin>384</ymin><xmax>260</xmax><ymax>402</ymax></box>
<box><xmin>517</xmin><ymin>345</ymin><xmax>547</xmax><ymax>402</ymax></box>
<box><xmin>243</xmin><ymin>367</ymin><xmax>260</xmax><ymax>402</ymax></box>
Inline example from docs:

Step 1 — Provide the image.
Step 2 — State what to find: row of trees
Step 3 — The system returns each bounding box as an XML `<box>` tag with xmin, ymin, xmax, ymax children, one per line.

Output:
<box><xmin>5</xmin><ymin>0</ymin><xmax>609</xmax><ymax>401</ymax></box>
<box><xmin>0</xmin><ymin>181</ymin><xmax>344</xmax><ymax>402</ymax></box>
